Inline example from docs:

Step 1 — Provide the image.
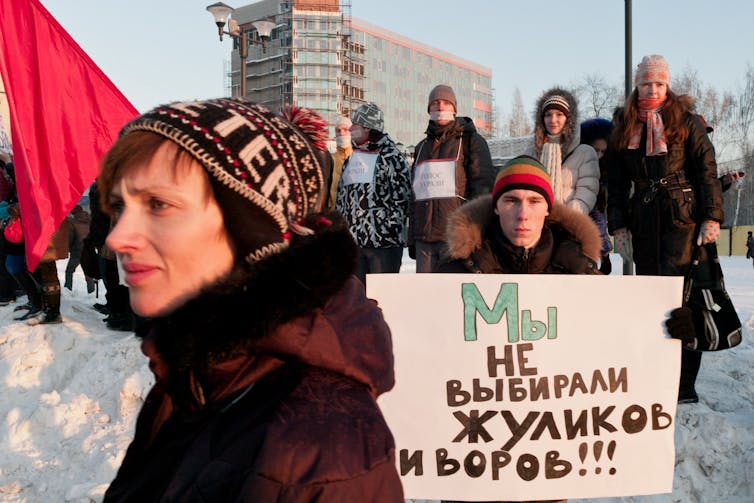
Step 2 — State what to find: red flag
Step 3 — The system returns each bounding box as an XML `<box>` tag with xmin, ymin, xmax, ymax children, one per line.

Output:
<box><xmin>0</xmin><ymin>0</ymin><xmax>138</xmax><ymax>270</ymax></box>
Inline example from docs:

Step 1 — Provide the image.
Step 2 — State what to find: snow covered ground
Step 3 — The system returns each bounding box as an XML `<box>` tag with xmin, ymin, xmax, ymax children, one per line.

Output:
<box><xmin>0</xmin><ymin>255</ymin><xmax>752</xmax><ymax>502</ymax></box>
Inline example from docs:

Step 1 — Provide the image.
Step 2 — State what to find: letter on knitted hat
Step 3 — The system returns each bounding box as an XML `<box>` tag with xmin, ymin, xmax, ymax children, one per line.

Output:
<box><xmin>120</xmin><ymin>99</ymin><xmax>325</xmax><ymax>263</ymax></box>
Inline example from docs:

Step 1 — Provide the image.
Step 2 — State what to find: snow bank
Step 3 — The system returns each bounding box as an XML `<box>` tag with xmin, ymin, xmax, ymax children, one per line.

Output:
<box><xmin>0</xmin><ymin>258</ymin><xmax>752</xmax><ymax>502</ymax></box>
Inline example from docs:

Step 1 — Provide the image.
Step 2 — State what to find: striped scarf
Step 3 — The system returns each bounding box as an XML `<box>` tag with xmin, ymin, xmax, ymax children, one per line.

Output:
<box><xmin>628</xmin><ymin>97</ymin><xmax>668</xmax><ymax>156</ymax></box>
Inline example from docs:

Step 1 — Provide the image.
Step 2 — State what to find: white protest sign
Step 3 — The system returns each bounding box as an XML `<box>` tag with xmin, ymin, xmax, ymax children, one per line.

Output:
<box><xmin>413</xmin><ymin>158</ymin><xmax>457</xmax><ymax>200</ymax></box>
<box><xmin>369</xmin><ymin>274</ymin><xmax>683</xmax><ymax>501</ymax></box>
<box><xmin>341</xmin><ymin>150</ymin><xmax>378</xmax><ymax>185</ymax></box>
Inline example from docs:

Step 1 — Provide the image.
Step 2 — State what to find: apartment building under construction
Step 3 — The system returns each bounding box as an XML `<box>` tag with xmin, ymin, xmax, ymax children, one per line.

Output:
<box><xmin>230</xmin><ymin>0</ymin><xmax>492</xmax><ymax>146</ymax></box>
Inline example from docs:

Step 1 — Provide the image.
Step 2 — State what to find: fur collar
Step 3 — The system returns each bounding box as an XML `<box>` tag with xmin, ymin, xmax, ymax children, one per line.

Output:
<box><xmin>145</xmin><ymin>213</ymin><xmax>359</xmax><ymax>372</ymax></box>
<box><xmin>445</xmin><ymin>196</ymin><xmax>602</xmax><ymax>263</ymax></box>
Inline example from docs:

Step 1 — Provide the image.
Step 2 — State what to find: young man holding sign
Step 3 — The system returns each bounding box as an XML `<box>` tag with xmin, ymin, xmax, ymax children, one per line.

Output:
<box><xmin>438</xmin><ymin>156</ymin><xmax>600</xmax><ymax>277</ymax></box>
<box><xmin>436</xmin><ymin>156</ymin><xmax>693</xmax><ymax>503</ymax></box>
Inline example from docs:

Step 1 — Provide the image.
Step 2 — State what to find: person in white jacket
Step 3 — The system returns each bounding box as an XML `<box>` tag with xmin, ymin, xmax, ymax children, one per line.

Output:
<box><xmin>525</xmin><ymin>87</ymin><xmax>599</xmax><ymax>215</ymax></box>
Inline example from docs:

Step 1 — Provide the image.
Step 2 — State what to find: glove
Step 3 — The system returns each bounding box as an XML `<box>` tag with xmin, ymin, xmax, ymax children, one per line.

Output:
<box><xmin>665</xmin><ymin>307</ymin><xmax>696</xmax><ymax>347</ymax></box>
<box><xmin>696</xmin><ymin>220</ymin><xmax>720</xmax><ymax>246</ymax></box>
<box><xmin>408</xmin><ymin>244</ymin><xmax>416</xmax><ymax>260</ymax></box>
<box><xmin>613</xmin><ymin>228</ymin><xmax>633</xmax><ymax>263</ymax></box>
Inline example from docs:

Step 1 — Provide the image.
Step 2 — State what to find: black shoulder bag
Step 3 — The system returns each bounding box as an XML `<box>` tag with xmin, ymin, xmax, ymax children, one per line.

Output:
<box><xmin>682</xmin><ymin>243</ymin><xmax>743</xmax><ymax>351</ymax></box>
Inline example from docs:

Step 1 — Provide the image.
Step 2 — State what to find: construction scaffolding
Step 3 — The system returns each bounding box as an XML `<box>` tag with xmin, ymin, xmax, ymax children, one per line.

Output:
<box><xmin>232</xmin><ymin>0</ymin><xmax>363</xmax><ymax>134</ymax></box>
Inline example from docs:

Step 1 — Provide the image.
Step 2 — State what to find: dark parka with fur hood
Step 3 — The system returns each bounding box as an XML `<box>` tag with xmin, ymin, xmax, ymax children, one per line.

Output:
<box><xmin>104</xmin><ymin>215</ymin><xmax>403</xmax><ymax>503</ymax></box>
<box><xmin>436</xmin><ymin>196</ymin><xmax>601</xmax><ymax>275</ymax></box>
<box><xmin>409</xmin><ymin>117</ymin><xmax>494</xmax><ymax>244</ymax></box>
<box><xmin>608</xmin><ymin>94</ymin><xmax>724</xmax><ymax>277</ymax></box>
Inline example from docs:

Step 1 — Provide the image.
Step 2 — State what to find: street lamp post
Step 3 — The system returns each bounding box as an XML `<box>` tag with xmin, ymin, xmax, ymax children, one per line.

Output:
<box><xmin>206</xmin><ymin>2</ymin><xmax>276</xmax><ymax>99</ymax></box>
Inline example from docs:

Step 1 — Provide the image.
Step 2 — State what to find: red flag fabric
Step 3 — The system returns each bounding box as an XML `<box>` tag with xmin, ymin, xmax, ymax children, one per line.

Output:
<box><xmin>0</xmin><ymin>0</ymin><xmax>138</xmax><ymax>270</ymax></box>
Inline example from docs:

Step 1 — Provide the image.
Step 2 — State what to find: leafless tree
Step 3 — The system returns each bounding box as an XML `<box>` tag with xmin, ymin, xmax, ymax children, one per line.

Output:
<box><xmin>506</xmin><ymin>88</ymin><xmax>531</xmax><ymax>138</ymax></box>
<box><xmin>573</xmin><ymin>73</ymin><xmax>622</xmax><ymax>119</ymax></box>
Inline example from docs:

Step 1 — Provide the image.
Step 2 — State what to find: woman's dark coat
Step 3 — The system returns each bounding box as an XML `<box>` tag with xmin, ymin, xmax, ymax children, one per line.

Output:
<box><xmin>104</xmin><ymin>215</ymin><xmax>403</xmax><ymax>502</ymax></box>
<box><xmin>608</xmin><ymin>97</ymin><xmax>724</xmax><ymax>277</ymax></box>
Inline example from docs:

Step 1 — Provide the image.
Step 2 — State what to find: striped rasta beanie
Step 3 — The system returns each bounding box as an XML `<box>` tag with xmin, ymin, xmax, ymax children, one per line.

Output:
<box><xmin>634</xmin><ymin>54</ymin><xmax>670</xmax><ymax>87</ymax></box>
<box><xmin>120</xmin><ymin>98</ymin><xmax>325</xmax><ymax>264</ymax></box>
<box><xmin>492</xmin><ymin>155</ymin><xmax>554</xmax><ymax>210</ymax></box>
<box><xmin>542</xmin><ymin>95</ymin><xmax>570</xmax><ymax>116</ymax></box>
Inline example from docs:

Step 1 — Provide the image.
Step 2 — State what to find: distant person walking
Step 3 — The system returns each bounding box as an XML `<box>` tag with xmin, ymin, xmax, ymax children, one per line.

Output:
<box><xmin>746</xmin><ymin>231</ymin><xmax>754</xmax><ymax>267</ymax></box>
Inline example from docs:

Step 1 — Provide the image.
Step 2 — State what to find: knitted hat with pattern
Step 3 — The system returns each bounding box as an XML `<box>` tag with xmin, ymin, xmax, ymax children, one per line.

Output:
<box><xmin>427</xmin><ymin>84</ymin><xmax>457</xmax><ymax>113</ymax></box>
<box><xmin>120</xmin><ymin>98</ymin><xmax>325</xmax><ymax>264</ymax></box>
<box><xmin>542</xmin><ymin>95</ymin><xmax>570</xmax><ymax>117</ymax></box>
<box><xmin>492</xmin><ymin>155</ymin><xmax>554</xmax><ymax>210</ymax></box>
<box><xmin>351</xmin><ymin>103</ymin><xmax>384</xmax><ymax>132</ymax></box>
<box><xmin>634</xmin><ymin>54</ymin><xmax>670</xmax><ymax>87</ymax></box>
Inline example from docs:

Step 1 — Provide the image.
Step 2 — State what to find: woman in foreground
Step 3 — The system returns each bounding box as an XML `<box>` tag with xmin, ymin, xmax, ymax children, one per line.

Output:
<box><xmin>100</xmin><ymin>98</ymin><xmax>403</xmax><ymax>502</ymax></box>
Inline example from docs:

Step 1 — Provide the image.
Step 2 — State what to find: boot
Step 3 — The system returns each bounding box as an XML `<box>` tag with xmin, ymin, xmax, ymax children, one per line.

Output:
<box><xmin>678</xmin><ymin>349</ymin><xmax>702</xmax><ymax>403</ymax></box>
<box><xmin>15</xmin><ymin>304</ymin><xmax>42</xmax><ymax>321</ymax></box>
<box><xmin>28</xmin><ymin>307</ymin><xmax>62</xmax><ymax>326</ymax></box>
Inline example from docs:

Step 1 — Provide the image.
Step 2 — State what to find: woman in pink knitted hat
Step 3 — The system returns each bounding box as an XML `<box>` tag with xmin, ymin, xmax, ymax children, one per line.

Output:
<box><xmin>607</xmin><ymin>55</ymin><xmax>724</xmax><ymax>404</ymax></box>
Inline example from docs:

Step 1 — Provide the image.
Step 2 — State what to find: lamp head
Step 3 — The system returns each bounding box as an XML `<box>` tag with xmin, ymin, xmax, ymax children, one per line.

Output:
<box><xmin>206</xmin><ymin>2</ymin><xmax>234</xmax><ymax>41</ymax></box>
<box><xmin>251</xmin><ymin>20</ymin><xmax>276</xmax><ymax>52</ymax></box>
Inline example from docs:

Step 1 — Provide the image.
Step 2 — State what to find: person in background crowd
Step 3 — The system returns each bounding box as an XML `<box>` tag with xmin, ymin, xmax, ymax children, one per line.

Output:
<box><xmin>580</xmin><ymin>117</ymin><xmax>614</xmax><ymax>274</ymax></box>
<box><xmin>27</xmin><ymin>218</ymin><xmax>70</xmax><ymax>325</ymax></box>
<box><xmin>65</xmin><ymin>203</ymin><xmax>96</xmax><ymax>293</ymax></box>
<box><xmin>409</xmin><ymin>84</ymin><xmax>494</xmax><ymax>273</ymax></box>
<box><xmin>99</xmin><ymin>98</ymin><xmax>402</xmax><ymax>502</ymax></box>
<box><xmin>746</xmin><ymin>231</ymin><xmax>753</xmax><ymax>266</ymax></box>
<box><xmin>328</xmin><ymin>115</ymin><xmax>353</xmax><ymax>210</ymax></box>
<box><xmin>0</xmin><ymin>162</ymin><xmax>43</xmax><ymax>320</ymax></box>
<box><xmin>85</xmin><ymin>180</ymin><xmax>134</xmax><ymax>331</ymax></box>
<box><xmin>608</xmin><ymin>54</ymin><xmax>724</xmax><ymax>404</ymax></box>
<box><xmin>336</xmin><ymin>102</ymin><xmax>411</xmax><ymax>284</ymax></box>
<box><xmin>0</xmin><ymin>154</ymin><xmax>19</xmax><ymax>305</ymax></box>
<box><xmin>526</xmin><ymin>87</ymin><xmax>600</xmax><ymax>215</ymax></box>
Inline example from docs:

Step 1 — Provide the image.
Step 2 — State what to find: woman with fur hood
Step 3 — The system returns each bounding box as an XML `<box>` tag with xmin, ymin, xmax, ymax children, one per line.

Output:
<box><xmin>525</xmin><ymin>88</ymin><xmax>600</xmax><ymax>215</ymax></box>
<box><xmin>608</xmin><ymin>55</ymin><xmax>724</xmax><ymax>404</ymax></box>
<box><xmin>99</xmin><ymin>99</ymin><xmax>403</xmax><ymax>502</ymax></box>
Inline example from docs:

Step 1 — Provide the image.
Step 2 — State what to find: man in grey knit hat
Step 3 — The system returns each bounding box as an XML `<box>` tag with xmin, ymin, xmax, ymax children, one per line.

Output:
<box><xmin>409</xmin><ymin>84</ymin><xmax>494</xmax><ymax>273</ymax></box>
<box><xmin>336</xmin><ymin>102</ymin><xmax>411</xmax><ymax>284</ymax></box>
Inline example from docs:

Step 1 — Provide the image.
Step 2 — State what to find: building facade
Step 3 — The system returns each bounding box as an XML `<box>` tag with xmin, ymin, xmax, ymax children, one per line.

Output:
<box><xmin>231</xmin><ymin>0</ymin><xmax>492</xmax><ymax>147</ymax></box>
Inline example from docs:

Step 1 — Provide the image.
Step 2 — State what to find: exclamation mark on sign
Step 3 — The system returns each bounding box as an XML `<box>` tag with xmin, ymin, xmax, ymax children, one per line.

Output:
<box><xmin>578</xmin><ymin>440</ymin><xmax>617</xmax><ymax>476</ymax></box>
<box><xmin>578</xmin><ymin>442</ymin><xmax>588</xmax><ymax>476</ymax></box>
<box><xmin>607</xmin><ymin>440</ymin><xmax>617</xmax><ymax>475</ymax></box>
<box><xmin>593</xmin><ymin>441</ymin><xmax>604</xmax><ymax>474</ymax></box>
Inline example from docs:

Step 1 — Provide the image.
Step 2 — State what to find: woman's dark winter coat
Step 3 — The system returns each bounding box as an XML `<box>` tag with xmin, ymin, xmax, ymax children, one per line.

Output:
<box><xmin>104</xmin><ymin>215</ymin><xmax>403</xmax><ymax>502</ymax></box>
<box><xmin>409</xmin><ymin>117</ymin><xmax>494</xmax><ymax>244</ymax></box>
<box><xmin>436</xmin><ymin>196</ymin><xmax>601</xmax><ymax>274</ymax></box>
<box><xmin>608</xmin><ymin>96</ymin><xmax>724</xmax><ymax>277</ymax></box>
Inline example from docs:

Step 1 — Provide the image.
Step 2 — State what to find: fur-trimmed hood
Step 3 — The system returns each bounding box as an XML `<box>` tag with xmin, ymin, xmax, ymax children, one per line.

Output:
<box><xmin>444</xmin><ymin>196</ymin><xmax>602</xmax><ymax>263</ymax></box>
<box><xmin>142</xmin><ymin>212</ymin><xmax>395</xmax><ymax>398</ymax></box>
<box><xmin>532</xmin><ymin>87</ymin><xmax>581</xmax><ymax>158</ymax></box>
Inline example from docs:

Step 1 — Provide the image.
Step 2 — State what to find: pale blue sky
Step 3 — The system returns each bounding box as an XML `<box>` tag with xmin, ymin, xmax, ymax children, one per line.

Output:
<box><xmin>40</xmin><ymin>0</ymin><xmax>754</xmax><ymax>122</ymax></box>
